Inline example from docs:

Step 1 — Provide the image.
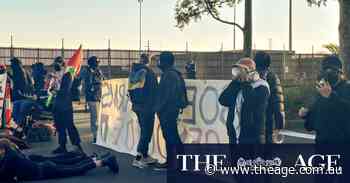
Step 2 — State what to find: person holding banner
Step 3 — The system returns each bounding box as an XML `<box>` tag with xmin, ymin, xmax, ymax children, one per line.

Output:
<box><xmin>128</xmin><ymin>53</ymin><xmax>158</xmax><ymax>168</ymax></box>
<box><xmin>153</xmin><ymin>51</ymin><xmax>189</xmax><ymax>171</ymax></box>
<box><xmin>219</xmin><ymin>58</ymin><xmax>270</xmax><ymax>144</ymax></box>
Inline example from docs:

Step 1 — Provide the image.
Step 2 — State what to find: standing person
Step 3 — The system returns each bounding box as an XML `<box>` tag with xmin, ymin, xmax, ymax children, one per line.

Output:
<box><xmin>185</xmin><ymin>60</ymin><xmax>196</xmax><ymax>79</ymax></box>
<box><xmin>219</xmin><ymin>58</ymin><xmax>270</xmax><ymax>144</ymax></box>
<box><xmin>78</xmin><ymin>56</ymin><xmax>104</xmax><ymax>143</ymax></box>
<box><xmin>254</xmin><ymin>51</ymin><xmax>286</xmax><ymax>144</ymax></box>
<box><xmin>52</xmin><ymin>71</ymin><xmax>83</xmax><ymax>154</ymax></box>
<box><xmin>45</xmin><ymin>56</ymin><xmax>65</xmax><ymax>108</ymax></box>
<box><xmin>153</xmin><ymin>51</ymin><xmax>189</xmax><ymax>170</ymax></box>
<box><xmin>8</xmin><ymin>57</ymin><xmax>34</xmax><ymax>102</ymax></box>
<box><xmin>299</xmin><ymin>55</ymin><xmax>350</xmax><ymax>143</ymax></box>
<box><xmin>128</xmin><ymin>54</ymin><xmax>158</xmax><ymax>168</ymax></box>
<box><xmin>31</xmin><ymin>62</ymin><xmax>47</xmax><ymax>95</ymax></box>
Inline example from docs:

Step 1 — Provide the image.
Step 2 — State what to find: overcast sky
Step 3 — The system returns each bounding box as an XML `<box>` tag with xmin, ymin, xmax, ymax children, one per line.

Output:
<box><xmin>0</xmin><ymin>0</ymin><xmax>339</xmax><ymax>53</ymax></box>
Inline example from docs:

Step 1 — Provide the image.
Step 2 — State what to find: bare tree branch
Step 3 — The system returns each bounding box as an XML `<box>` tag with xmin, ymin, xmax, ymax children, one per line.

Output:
<box><xmin>202</xmin><ymin>0</ymin><xmax>245</xmax><ymax>31</ymax></box>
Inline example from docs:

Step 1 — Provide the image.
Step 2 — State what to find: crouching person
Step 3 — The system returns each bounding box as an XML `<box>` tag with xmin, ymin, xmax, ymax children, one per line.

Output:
<box><xmin>219</xmin><ymin>58</ymin><xmax>270</xmax><ymax>144</ymax></box>
<box><xmin>0</xmin><ymin>138</ymin><xmax>119</xmax><ymax>182</ymax></box>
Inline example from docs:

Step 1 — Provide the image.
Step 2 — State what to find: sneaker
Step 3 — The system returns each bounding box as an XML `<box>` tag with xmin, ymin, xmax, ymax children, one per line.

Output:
<box><xmin>52</xmin><ymin>146</ymin><xmax>67</xmax><ymax>154</ymax></box>
<box><xmin>142</xmin><ymin>155</ymin><xmax>157</xmax><ymax>165</ymax></box>
<box><xmin>153</xmin><ymin>162</ymin><xmax>168</xmax><ymax>171</ymax></box>
<box><xmin>132</xmin><ymin>155</ymin><xmax>147</xmax><ymax>169</ymax></box>
<box><xmin>103</xmin><ymin>155</ymin><xmax>119</xmax><ymax>174</ymax></box>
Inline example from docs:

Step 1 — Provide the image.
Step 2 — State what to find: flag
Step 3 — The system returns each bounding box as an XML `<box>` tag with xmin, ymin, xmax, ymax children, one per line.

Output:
<box><xmin>66</xmin><ymin>45</ymin><xmax>82</xmax><ymax>77</ymax></box>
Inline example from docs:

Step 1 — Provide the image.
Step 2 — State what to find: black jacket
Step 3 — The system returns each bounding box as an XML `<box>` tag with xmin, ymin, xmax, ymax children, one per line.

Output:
<box><xmin>79</xmin><ymin>67</ymin><xmax>104</xmax><ymax>102</ymax></box>
<box><xmin>304</xmin><ymin>80</ymin><xmax>350</xmax><ymax>144</ymax></box>
<box><xmin>129</xmin><ymin>64</ymin><xmax>158</xmax><ymax>113</ymax></box>
<box><xmin>154</xmin><ymin>67</ymin><xmax>184</xmax><ymax>113</ymax></box>
<box><xmin>219</xmin><ymin>80</ymin><xmax>270</xmax><ymax>144</ymax></box>
<box><xmin>53</xmin><ymin>73</ymin><xmax>73</xmax><ymax>112</ymax></box>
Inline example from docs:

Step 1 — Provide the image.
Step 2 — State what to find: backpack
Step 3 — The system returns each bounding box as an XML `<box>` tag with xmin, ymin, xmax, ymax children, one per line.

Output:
<box><xmin>170</xmin><ymin>69</ymin><xmax>189</xmax><ymax>109</ymax></box>
<box><xmin>128</xmin><ymin>63</ymin><xmax>147</xmax><ymax>105</ymax></box>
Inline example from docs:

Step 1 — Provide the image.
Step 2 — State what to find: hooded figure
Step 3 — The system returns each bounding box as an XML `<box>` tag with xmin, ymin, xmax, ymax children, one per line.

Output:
<box><xmin>31</xmin><ymin>62</ymin><xmax>47</xmax><ymax>94</ymax></box>
<box><xmin>219</xmin><ymin>58</ymin><xmax>270</xmax><ymax>144</ymax></box>
<box><xmin>254</xmin><ymin>51</ymin><xmax>286</xmax><ymax>144</ymax></box>
<box><xmin>152</xmin><ymin>51</ymin><xmax>188</xmax><ymax>171</ymax></box>
<box><xmin>300</xmin><ymin>55</ymin><xmax>350</xmax><ymax>144</ymax></box>
<box><xmin>9</xmin><ymin>57</ymin><xmax>34</xmax><ymax>102</ymax></box>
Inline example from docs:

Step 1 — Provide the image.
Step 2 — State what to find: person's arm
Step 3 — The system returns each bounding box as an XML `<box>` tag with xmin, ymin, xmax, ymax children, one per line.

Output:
<box><xmin>268</xmin><ymin>73</ymin><xmax>286</xmax><ymax>129</ymax></box>
<box><xmin>153</xmin><ymin>71</ymin><xmax>177</xmax><ymax>113</ymax></box>
<box><xmin>218</xmin><ymin>81</ymin><xmax>240</xmax><ymax>107</ymax></box>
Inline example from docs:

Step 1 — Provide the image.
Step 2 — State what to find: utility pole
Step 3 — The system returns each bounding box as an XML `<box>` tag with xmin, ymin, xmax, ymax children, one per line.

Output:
<box><xmin>108</xmin><ymin>39</ymin><xmax>112</xmax><ymax>79</ymax></box>
<box><xmin>233</xmin><ymin>2</ymin><xmax>237</xmax><ymax>51</ymax></box>
<box><xmin>138</xmin><ymin>0</ymin><xmax>143</xmax><ymax>55</ymax></box>
<box><xmin>289</xmin><ymin>0</ymin><xmax>293</xmax><ymax>52</ymax></box>
<box><xmin>61</xmin><ymin>38</ymin><xmax>65</xmax><ymax>58</ymax></box>
<box><xmin>10</xmin><ymin>34</ymin><xmax>14</xmax><ymax>59</ymax></box>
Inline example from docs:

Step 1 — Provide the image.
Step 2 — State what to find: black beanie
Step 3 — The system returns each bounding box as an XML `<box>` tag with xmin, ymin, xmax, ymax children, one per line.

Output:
<box><xmin>88</xmin><ymin>56</ymin><xmax>98</xmax><ymax>67</ymax></box>
<box><xmin>254</xmin><ymin>51</ymin><xmax>271</xmax><ymax>70</ymax></box>
<box><xmin>159</xmin><ymin>51</ymin><xmax>175</xmax><ymax>68</ymax></box>
<box><xmin>140</xmin><ymin>53</ymin><xmax>149</xmax><ymax>65</ymax></box>
<box><xmin>54</xmin><ymin>56</ymin><xmax>64</xmax><ymax>65</ymax></box>
<box><xmin>321</xmin><ymin>55</ymin><xmax>342</xmax><ymax>71</ymax></box>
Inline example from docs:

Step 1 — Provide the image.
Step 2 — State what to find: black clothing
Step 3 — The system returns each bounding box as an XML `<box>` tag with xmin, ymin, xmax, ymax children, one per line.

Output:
<box><xmin>0</xmin><ymin>148</ymin><xmax>95</xmax><ymax>182</ymax></box>
<box><xmin>259</xmin><ymin>69</ymin><xmax>285</xmax><ymax>143</ymax></box>
<box><xmin>304</xmin><ymin>80</ymin><xmax>350</xmax><ymax>144</ymax></box>
<box><xmin>136</xmin><ymin>111</ymin><xmax>155</xmax><ymax>156</ymax></box>
<box><xmin>53</xmin><ymin>73</ymin><xmax>81</xmax><ymax>147</ymax></box>
<box><xmin>185</xmin><ymin>62</ymin><xmax>196</xmax><ymax>79</ymax></box>
<box><xmin>219</xmin><ymin>80</ymin><xmax>270</xmax><ymax>144</ymax></box>
<box><xmin>79</xmin><ymin>67</ymin><xmax>104</xmax><ymax>102</ymax></box>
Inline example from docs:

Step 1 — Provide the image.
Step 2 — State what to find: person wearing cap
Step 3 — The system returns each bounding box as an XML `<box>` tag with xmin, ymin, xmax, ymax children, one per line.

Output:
<box><xmin>153</xmin><ymin>51</ymin><xmax>189</xmax><ymax>170</ymax></box>
<box><xmin>128</xmin><ymin>53</ymin><xmax>158</xmax><ymax>168</ymax></box>
<box><xmin>76</xmin><ymin>56</ymin><xmax>104</xmax><ymax>143</ymax></box>
<box><xmin>254</xmin><ymin>51</ymin><xmax>286</xmax><ymax>144</ymax></box>
<box><xmin>185</xmin><ymin>60</ymin><xmax>196</xmax><ymax>79</ymax></box>
<box><xmin>219</xmin><ymin>58</ymin><xmax>270</xmax><ymax>144</ymax></box>
<box><xmin>299</xmin><ymin>55</ymin><xmax>350</xmax><ymax>144</ymax></box>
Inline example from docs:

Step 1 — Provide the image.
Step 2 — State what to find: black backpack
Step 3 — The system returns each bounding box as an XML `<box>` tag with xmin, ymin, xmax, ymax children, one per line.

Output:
<box><xmin>170</xmin><ymin>69</ymin><xmax>189</xmax><ymax>109</ymax></box>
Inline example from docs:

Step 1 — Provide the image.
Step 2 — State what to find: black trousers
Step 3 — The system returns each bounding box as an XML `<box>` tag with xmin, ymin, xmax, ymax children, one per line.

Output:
<box><xmin>34</xmin><ymin>153</ymin><xmax>96</xmax><ymax>180</ymax></box>
<box><xmin>54</xmin><ymin>109</ymin><xmax>81</xmax><ymax>146</ymax></box>
<box><xmin>158</xmin><ymin>108</ymin><xmax>183</xmax><ymax>161</ymax></box>
<box><xmin>135</xmin><ymin>111</ymin><xmax>155</xmax><ymax>156</ymax></box>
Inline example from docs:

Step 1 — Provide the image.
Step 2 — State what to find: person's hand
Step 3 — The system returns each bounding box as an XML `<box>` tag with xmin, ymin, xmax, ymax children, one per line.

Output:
<box><xmin>317</xmin><ymin>81</ymin><xmax>332</xmax><ymax>98</ymax></box>
<box><xmin>298</xmin><ymin>107</ymin><xmax>309</xmax><ymax>118</ymax></box>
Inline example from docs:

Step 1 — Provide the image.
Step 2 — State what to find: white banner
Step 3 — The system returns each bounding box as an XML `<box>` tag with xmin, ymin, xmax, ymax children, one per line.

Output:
<box><xmin>96</xmin><ymin>79</ymin><xmax>231</xmax><ymax>162</ymax></box>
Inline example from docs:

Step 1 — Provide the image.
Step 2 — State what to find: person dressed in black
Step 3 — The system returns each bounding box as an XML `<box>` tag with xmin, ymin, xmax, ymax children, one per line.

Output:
<box><xmin>31</xmin><ymin>62</ymin><xmax>47</xmax><ymax>95</ymax></box>
<box><xmin>0</xmin><ymin>138</ymin><xmax>118</xmax><ymax>182</ymax></box>
<box><xmin>52</xmin><ymin>71</ymin><xmax>83</xmax><ymax>154</ymax></box>
<box><xmin>299</xmin><ymin>55</ymin><xmax>350</xmax><ymax>143</ymax></box>
<box><xmin>219</xmin><ymin>58</ymin><xmax>270</xmax><ymax>144</ymax></box>
<box><xmin>254</xmin><ymin>51</ymin><xmax>286</xmax><ymax>144</ymax></box>
<box><xmin>128</xmin><ymin>54</ymin><xmax>158</xmax><ymax>168</ymax></box>
<box><xmin>153</xmin><ymin>51</ymin><xmax>189</xmax><ymax>170</ymax></box>
<box><xmin>185</xmin><ymin>60</ymin><xmax>196</xmax><ymax>79</ymax></box>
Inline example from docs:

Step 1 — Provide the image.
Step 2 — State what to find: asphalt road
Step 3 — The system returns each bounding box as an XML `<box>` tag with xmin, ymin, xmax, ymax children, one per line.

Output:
<box><xmin>15</xmin><ymin>110</ymin><xmax>314</xmax><ymax>183</ymax></box>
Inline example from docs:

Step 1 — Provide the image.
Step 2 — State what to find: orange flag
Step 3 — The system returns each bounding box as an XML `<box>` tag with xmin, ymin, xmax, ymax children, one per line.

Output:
<box><xmin>66</xmin><ymin>45</ymin><xmax>82</xmax><ymax>76</ymax></box>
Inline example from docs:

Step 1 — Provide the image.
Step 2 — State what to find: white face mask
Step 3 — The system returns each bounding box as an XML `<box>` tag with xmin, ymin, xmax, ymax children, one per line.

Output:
<box><xmin>232</xmin><ymin>67</ymin><xmax>241</xmax><ymax>79</ymax></box>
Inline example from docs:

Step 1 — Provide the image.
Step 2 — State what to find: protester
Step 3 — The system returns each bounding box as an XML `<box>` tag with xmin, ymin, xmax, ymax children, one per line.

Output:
<box><xmin>31</xmin><ymin>62</ymin><xmax>47</xmax><ymax>95</ymax></box>
<box><xmin>254</xmin><ymin>51</ymin><xmax>286</xmax><ymax>144</ymax></box>
<box><xmin>46</xmin><ymin>56</ymin><xmax>65</xmax><ymax>108</ymax></box>
<box><xmin>0</xmin><ymin>138</ymin><xmax>118</xmax><ymax>182</ymax></box>
<box><xmin>153</xmin><ymin>51</ymin><xmax>189</xmax><ymax>170</ymax></box>
<box><xmin>52</xmin><ymin>70</ymin><xmax>83</xmax><ymax>154</ymax></box>
<box><xmin>8</xmin><ymin>57</ymin><xmax>34</xmax><ymax>102</ymax></box>
<box><xmin>299</xmin><ymin>55</ymin><xmax>350</xmax><ymax>143</ymax></box>
<box><xmin>219</xmin><ymin>58</ymin><xmax>270</xmax><ymax>144</ymax></box>
<box><xmin>185</xmin><ymin>60</ymin><xmax>196</xmax><ymax>79</ymax></box>
<box><xmin>128</xmin><ymin>53</ymin><xmax>158</xmax><ymax>168</ymax></box>
<box><xmin>78</xmin><ymin>56</ymin><xmax>104</xmax><ymax>143</ymax></box>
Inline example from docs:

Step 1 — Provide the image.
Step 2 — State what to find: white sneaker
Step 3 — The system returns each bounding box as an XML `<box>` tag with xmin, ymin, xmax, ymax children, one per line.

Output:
<box><xmin>132</xmin><ymin>157</ymin><xmax>148</xmax><ymax>169</ymax></box>
<box><xmin>142</xmin><ymin>156</ymin><xmax>157</xmax><ymax>165</ymax></box>
<box><xmin>132</xmin><ymin>155</ymin><xmax>157</xmax><ymax>168</ymax></box>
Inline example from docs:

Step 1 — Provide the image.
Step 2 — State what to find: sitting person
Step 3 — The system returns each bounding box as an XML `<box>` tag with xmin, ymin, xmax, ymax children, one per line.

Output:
<box><xmin>0</xmin><ymin>138</ymin><xmax>119</xmax><ymax>182</ymax></box>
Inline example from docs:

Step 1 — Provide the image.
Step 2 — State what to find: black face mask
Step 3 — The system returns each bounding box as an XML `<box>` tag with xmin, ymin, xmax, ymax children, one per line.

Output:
<box><xmin>320</xmin><ymin>69</ymin><xmax>341</xmax><ymax>86</ymax></box>
<box><xmin>54</xmin><ymin>63</ymin><xmax>62</xmax><ymax>71</ymax></box>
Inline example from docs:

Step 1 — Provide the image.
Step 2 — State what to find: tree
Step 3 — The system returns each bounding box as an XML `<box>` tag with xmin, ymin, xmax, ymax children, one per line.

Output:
<box><xmin>175</xmin><ymin>0</ymin><xmax>253</xmax><ymax>57</ymax></box>
<box><xmin>308</xmin><ymin>0</ymin><xmax>350</xmax><ymax>77</ymax></box>
<box><xmin>323</xmin><ymin>43</ymin><xmax>339</xmax><ymax>55</ymax></box>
